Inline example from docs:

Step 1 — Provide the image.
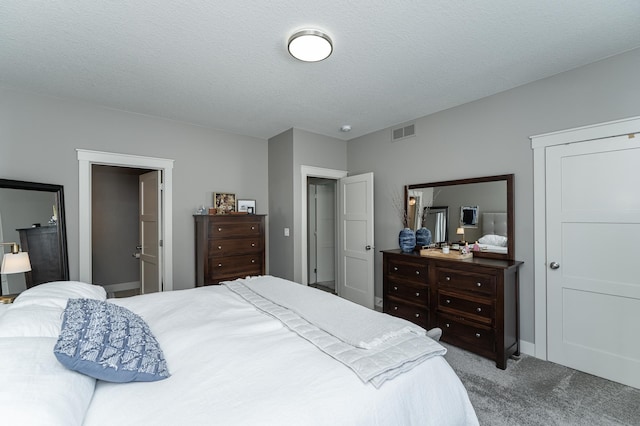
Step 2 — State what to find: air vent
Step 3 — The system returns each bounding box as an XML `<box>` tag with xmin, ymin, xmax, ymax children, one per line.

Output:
<box><xmin>391</xmin><ymin>123</ymin><xmax>416</xmax><ymax>141</ymax></box>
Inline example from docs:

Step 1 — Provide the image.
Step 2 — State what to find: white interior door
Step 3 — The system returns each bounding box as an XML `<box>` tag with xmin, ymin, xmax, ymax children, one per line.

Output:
<box><xmin>338</xmin><ymin>172</ymin><xmax>374</xmax><ymax>309</ymax></box>
<box><xmin>546</xmin><ymin>134</ymin><xmax>640</xmax><ymax>388</ymax></box>
<box><xmin>316</xmin><ymin>182</ymin><xmax>335</xmax><ymax>283</ymax></box>
<box><xmin>139</xmin><ymin>170</ymin><xmax>162</xmax><ymax>294</ymax></box>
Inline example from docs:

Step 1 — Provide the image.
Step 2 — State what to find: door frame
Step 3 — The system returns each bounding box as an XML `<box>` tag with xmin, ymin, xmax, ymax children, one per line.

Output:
<box><xmin>300</xmin><ymin>166</ymin><xmax>347</xmax><ymax>286</ymax></box>
<box><xmin>530</xmin><ymin>115</ymin><xmax>640</xmax><ymax>360</ymax></box>
<box><xmin>77</xmin><ymin>149</ymin><xmax>175</xmax><ymax>291</ymax></box>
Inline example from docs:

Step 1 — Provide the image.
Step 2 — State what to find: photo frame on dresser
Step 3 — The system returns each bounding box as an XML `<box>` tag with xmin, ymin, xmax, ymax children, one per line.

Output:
<box><xmin>237</xmin><ymin>199</ymin><xmax>256</xmax><ymax>214</ymax></box>
<box><xmin>213</xmin><ymin>192</ymin><xmax>236</xmax><ymax>214</ymax></box>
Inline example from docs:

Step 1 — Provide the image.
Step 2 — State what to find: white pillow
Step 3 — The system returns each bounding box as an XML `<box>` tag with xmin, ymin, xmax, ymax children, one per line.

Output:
<box><xmin>13</xmin><ymin>281</ymin><xmax>106</xmax><ymax>309</ymax></box>
<box><xmin>477</xmin><ymin>234</ymin><xmax>508</xmax><ymax>247</ymax></box>
<box><xmin>0</xmin><ymin>337</ymin><xmax>96</xmax><ymax>425</ymax></box>
<box><xmin>0</xmin><ymin>305</ymin><xmax>63</xmax><ymax>338</ymax></box>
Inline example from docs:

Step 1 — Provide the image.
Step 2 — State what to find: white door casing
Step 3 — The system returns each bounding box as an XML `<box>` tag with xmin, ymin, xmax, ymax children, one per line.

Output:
<box><xmin>139</xmin><ymin>171</ymin><xmax>162</xmax><ymax>294</ymax></box>
<box><xmin>338</xmin><ymin>172</ymin><xmax>375</xmax><ymax>309</ymax></box>
<box><xmin>316</xmin><ymin>182</ymin><xmax>335</xmax><ymax>283</ymax></box>
<box><xmin>546</xmin><ymin>134</ymin><xmax>640</xmax><ymax>388</ymax></box>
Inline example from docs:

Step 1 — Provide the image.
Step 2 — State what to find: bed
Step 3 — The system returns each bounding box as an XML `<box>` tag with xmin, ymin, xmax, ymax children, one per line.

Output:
<box><xmin>476</xmin><ymin>212</ymin><xmax>509</xmax><ymax>254</ymax></box>
<box><xmin>0</xmin><ymin>276</ymin><xmax>478</xmax><ymax>425</ymax></box>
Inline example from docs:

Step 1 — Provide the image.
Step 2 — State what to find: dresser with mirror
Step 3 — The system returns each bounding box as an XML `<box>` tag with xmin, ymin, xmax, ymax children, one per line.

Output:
<box><xmin>383</xmin><ymin>174</ymin><xmax>523</xmax><ymax>369</ymax></box>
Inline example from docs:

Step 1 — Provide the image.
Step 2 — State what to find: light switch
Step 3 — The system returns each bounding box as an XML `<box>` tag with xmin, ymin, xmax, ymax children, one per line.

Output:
<box><xmin>284</xmin><ymin>227</ymin><xmax>290</xmax><ymax>237</ymax></box>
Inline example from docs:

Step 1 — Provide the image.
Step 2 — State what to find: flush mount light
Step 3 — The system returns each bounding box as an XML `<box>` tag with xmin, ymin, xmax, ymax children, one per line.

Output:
<box><xmin>288</xmin><ymin>29</ymin><xmax>333</xmax><ymax>62</ymax></box>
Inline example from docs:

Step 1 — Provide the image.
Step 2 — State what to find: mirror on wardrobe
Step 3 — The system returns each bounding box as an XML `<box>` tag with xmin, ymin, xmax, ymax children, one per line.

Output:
<box><xmin>0</xmin><ymin>178</ymin><xmax>69</xmax><ymax>295</ymax></box>
<box><xmin>405</xmin><ymin>174</ymin><xmax>514</xmax><ymax>260</ymax></box>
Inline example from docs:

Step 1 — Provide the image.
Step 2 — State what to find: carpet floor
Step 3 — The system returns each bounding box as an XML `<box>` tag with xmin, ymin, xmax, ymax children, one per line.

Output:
<box><xmin>443</xmin><ymin>343</ymin><xmax>640</xmax><ymax>426</ymax></box>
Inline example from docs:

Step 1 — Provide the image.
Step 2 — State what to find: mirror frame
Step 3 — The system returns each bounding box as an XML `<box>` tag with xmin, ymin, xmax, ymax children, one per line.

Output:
<box><xmin>405</xmin><ymin>174</ymin><xmax>514</xmax><ymax>260</ymax></box>
<box><xmin>0</xmin><ymin>178</ymin><xmax>70</xmax><ymax>283</ymax></box>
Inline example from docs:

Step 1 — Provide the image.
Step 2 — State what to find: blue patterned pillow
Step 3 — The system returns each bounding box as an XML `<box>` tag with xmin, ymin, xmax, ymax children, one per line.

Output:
<box><xmin>54</xmin><ymin>299</ymin><xmax>170</xmax><ymax>382</ymax></box>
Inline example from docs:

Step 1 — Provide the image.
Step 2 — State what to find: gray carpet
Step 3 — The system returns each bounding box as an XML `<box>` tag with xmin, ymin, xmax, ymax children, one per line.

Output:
<box><xmin>443</xmin><ymin>343</ymin><xmax>640</xmax><ymax>426</ymax></box>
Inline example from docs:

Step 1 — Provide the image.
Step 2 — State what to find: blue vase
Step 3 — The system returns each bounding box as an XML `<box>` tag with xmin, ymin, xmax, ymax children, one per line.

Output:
<box><xmin>416</xmin><ymin>227</ymin><xmax>432</xmax><ymax>247</ymax></box>
<box><xmin>399</xmin><ymin>228</ymin><xmax>416</xmax><ymax>252</ymax></box>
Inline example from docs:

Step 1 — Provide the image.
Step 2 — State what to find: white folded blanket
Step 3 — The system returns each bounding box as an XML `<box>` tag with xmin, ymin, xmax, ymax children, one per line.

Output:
<box><xmin>225</xmin><ymin>276</ymin><xmax>446</xmax><ymax>387</ymax></box>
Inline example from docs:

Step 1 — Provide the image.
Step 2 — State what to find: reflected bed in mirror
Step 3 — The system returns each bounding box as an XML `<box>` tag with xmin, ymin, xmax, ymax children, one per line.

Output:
<box><xmin>0</xmin><ymin>179</ymin><xmax>69</xmax><ymax>295</ymax></box>
<box><xmin>406</xmin><ymin>174</ymin><xmax>514</xmax><ymax>260</ymax></box>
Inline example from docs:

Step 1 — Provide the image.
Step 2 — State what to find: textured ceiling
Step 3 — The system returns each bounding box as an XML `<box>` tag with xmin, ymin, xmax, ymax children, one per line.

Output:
<box><xmin>1</xmin><ymin>1</ymin><xmax>639</xmax><ymax>140</ymax></box>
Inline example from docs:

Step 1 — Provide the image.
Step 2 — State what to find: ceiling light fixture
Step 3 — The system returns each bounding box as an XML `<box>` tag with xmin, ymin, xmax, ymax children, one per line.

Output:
<box><xmin>288</xmin><ymin>29</ymin><xmax>333</xmax><ymax>62</ymax></box>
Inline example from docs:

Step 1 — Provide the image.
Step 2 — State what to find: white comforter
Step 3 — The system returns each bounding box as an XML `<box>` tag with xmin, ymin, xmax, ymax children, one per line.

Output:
<box><xmin>0</xmin><ymin>280</ymin><xmax>479</xmax><ymax>426</ymax></box>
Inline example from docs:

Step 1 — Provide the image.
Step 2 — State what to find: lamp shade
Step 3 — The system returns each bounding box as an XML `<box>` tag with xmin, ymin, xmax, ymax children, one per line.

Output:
<box><xmin>1</xmin><ymin>252</ymin><xmax>32</xmax><ymax>274</ymax></box>
<box><xmin>456</xmin><ymin>227</ymin><xmax>465</xmax><ymax>235</ymax></box>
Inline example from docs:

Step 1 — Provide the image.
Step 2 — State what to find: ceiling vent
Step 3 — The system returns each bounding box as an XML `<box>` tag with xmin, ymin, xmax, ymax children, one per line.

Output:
<box><xmin>391</xmin><ymin>123</ymin><xmax>416</xmax><ymax>142</ymax></box>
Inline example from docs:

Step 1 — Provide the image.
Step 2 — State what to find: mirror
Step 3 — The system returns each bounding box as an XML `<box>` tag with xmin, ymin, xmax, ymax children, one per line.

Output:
<box><xmin>0</xmin><ymin>179</ymin><xmax>69</xmax><ymax>295</ymax></box>
<box><xmin>406</xmin><ymin>174</ymin><xmax>514</xmax><ymax>260</ymax></box>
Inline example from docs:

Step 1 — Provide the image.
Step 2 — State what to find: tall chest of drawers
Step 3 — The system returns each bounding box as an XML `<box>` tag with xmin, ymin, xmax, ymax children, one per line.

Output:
<box><xmin>382</xmin><ymin>249</ymin><xmax>522</xmax><ymax>369</ymax></box>
<box><xmin>194</xmin><ymin>215</ymin><xmax>265</xmax><ymax>286</ymax></box>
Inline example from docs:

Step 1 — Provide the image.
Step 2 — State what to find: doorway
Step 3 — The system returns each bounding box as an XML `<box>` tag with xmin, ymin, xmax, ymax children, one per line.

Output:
<box><xmin>307</xmin><ymin>177</ymin><xmax>337</xmax><ymax>294</ymax></box>
<box><xmin>77</xmin><ymin>149</ymin><xmax>174</xmax><ymax>292</ymax></box>
<box><xmin>91</xmin><ymin>165</ymin><xmax>151</xmax><ymax>297</ymax></box>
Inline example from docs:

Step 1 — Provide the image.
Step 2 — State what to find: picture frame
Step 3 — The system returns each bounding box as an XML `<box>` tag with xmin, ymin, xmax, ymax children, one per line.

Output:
<box><xmin>213</xmin><ymin>192</ymin><xmax>236</xmax><ymax>214</ymax></box>
<box><xmin>237</xmin><ymin>199</ymin><xmax>256</xmax><ymax>214</ymax></box>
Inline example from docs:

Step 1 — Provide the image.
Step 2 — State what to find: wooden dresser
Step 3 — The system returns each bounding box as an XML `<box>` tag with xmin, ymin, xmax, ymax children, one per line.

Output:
<box><xmin>382</xmin><ymin>249</ymin><xmax>522</xmax><ymax>369</ymax></box>
<box><xmin>18</xmin><ymin>226</ymin><xmax>66</xmax><ymax>288</ymax></box>
<box><xmin>194</xmin><ymin>215</ymin><xmax>265</xmax><ymax>286</ymax></box>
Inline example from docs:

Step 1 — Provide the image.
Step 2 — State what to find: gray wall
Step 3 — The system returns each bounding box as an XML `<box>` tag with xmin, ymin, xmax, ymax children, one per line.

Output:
<box><xmin>0</xmin><ymin>89</ymin><xmax>269</xmax><ymax>290</ymax></box>
<box><xmin>347</xmin><ymin>47</ymin><xmax>640</xmax><ymax>345</ymax></box>
<box><xmin>268</xmin><ymin>128</ymin><xmax>347</xmax><ymax>282</ymax></box>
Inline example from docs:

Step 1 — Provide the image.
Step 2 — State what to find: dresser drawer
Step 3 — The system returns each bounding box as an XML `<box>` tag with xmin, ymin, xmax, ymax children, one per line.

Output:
<box><xmin>437</xmin><ymin>290</ymin><xmax>494</xmax><ymax>325</ymax></box>
<box><xmin>384</xmin><ymin>298</ymin><xmax>428</xmax><ymax>328</ymax></box>
<box><xmin>208</xmin><ymin>221</ymin><xmax>262</xmax><ymax>238</ymax></box>
<box><xmin>209</xmin><ymin>237</ymin><xmax>263</xmax><ymax>256</ymax></box>
<box><xmin>386</xmin><ymin>257</ymin><xmax>428</xmax><ymax>284</ymax></box>
<box><xmin>209</xmin><ymin>254</ymin><xmax>263</xmax><ymax>279</ymax></box>
<box><xmin>436</xmin><ymin>268</ymin><xmax>496</xmax><ymax>296</ymax></box>
<box><xmin>437</xmin><ymin>313</ymin><xmax>495</xmax><ymax>353</ymax></box>
<box><xmin>386</xmin><ymin>280</ymin><xmax>429</xmax><ymax>306</ymax></box>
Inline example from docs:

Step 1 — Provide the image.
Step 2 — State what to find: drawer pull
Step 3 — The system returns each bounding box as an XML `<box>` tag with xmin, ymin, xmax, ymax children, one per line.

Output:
<box><xmin>475</xmin><ymin>333</ymin><xmax>481</xmax><ymax>338</ymax></box>
<box><xmin>445</xmin><ymin>323</ymin><xmax>450</xmax><ymax>328</ymax></box>
<box><xmin>394</xmin><ymin>306</ymin><xmax>398</xmax><ymax>311</ymax></box>
<box><xmin>415</xmin><ymin>313</ymin><xmax>420</xmax><ymax>318</ymax></box>
<box><xmin>251</xmin><ymin>243</ymin><xmax>256</xmax><ymax>247</ymax></box>
<box><xmin>476</xmin><ymin>307</ymin><xmax>482</xmax><ymax>312</ymax></box>
<box><xmin>218</xmin><ymin>263</ymin><xmax>222</xmax><ymax>267</ymax></box>
<box><xmin>415</xmin><ymin>271</ymin><xmax>420</xmax><ymax>275</ymax></box>
<box><xmin>251</xmin><ymin>259</ymin><xmax>255</xmax><ymax>263</ymax></box>
<box><xmin>393</xmin><ymin>267</ymin><xmax>398</xmax><ymax>271</ymax></box>
<box><xmin>251</xmin><ymin>226</ymin><xmax>256</xmax><ymax>230</ymax></box>
<box><xmin>476</xmin><ymin>282</ymin><xmax>482</xmax><ymax>287</ymax></box>
<box><xmin>393</xmin><ymin>286</ymin><xmax>398</xmax><ymax>291</ymax></box>
<box><xmin>218</xmin><ymin>246</ymin><xmax>222</xmax><ymax>250</ymax></box>
<box><xmin>445</xmin><ymin>299</ymin><xmax>451</xmax><ymax>304</ymax></box>
<box><xmin>218</xmin><ymin>227</ymin><xmax>222</xmax><ymax>232</ymax></box>
<box><xmin>415</xmin><ymin>292</ymin><xmax>420</xmax><ymax>297</ymax></box>
<box><xmin>445</xmin><ymin>276</ymin><xmax>451</xmax><ymax>281</ymax></box>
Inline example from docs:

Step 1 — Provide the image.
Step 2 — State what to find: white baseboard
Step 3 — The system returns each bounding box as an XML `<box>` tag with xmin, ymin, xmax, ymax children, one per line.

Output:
<box><xmin>519</xmin><ymin>339</ymin><xmax>535</xmax><ymax>357</ymax></box>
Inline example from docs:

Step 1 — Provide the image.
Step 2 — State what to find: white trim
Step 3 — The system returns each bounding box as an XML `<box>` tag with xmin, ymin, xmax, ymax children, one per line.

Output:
<box><xmin>519</xmin><ymin>340</ymin><xmax>535</xmax><ymax>357</ymax></box>
<box><xmin>530</xmin><ymin>116</ymin><xmax>640</xmax><ymax>361</ymax></box>
<box><xmin>300</xmin><ymin>166</ymin><xmax>347</xmax><ymax>286</ymax></box>
<box><xmin>77</xmin><ymin>149</ymin><xmax>174</xmax><ymax>291</ymax></box>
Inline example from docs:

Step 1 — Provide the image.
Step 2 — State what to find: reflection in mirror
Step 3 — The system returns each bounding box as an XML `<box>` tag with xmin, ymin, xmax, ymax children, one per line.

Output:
<box><xmin>406</xmin><ymin>174</ymin><xmax>514</xmax><ymax>260</ymax></box>
<box><xmin>423</xmin><ymin>206</ymin><xmax>448</xmax><ymax>244</ymax></box>
<box><xmin>0</xmin><ymin>179</ymin><xmax>69</xmax><ymax>295</ymax></box>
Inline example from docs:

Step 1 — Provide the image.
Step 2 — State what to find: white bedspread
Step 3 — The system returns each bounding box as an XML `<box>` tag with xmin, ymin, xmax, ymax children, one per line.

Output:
<box><xmin>84</xmin><ymin>283</ymin><xmax>478</xmax><ymax>426</ymax></box>
<box><xmin>225</xmin><ymin>276</ymin><xmax>446</xmax><ymax>387</ymax></box>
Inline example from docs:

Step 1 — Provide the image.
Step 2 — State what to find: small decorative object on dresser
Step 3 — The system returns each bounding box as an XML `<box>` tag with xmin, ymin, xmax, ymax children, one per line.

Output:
<box><xmin>398</xmin><ymin>228</ymin><xmax>416</xmax><ymax>253</ymax></box>
<box><xmin>194</xmin><ymin>214</ymin><xmax>265</xmax><ymax>285</ymax></box>
<box><xmin>382</xmin><ymin>249</ymin><xmax>523</xmax><ymax>369</ymax></box>
<box><xmin>213</xmin><ymin>192</ymin><xmax>236</xmax><ymax>214</ymax></box>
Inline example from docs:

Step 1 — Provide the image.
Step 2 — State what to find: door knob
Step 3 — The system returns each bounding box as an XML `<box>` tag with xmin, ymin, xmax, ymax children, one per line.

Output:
<box><xmin>549</xmin><ymin>262</ymin><xmax>560</xmax><ymax>270</ymax></box>
<box><xmin>365</xmin><ymin>245</ymin><xmax>373</xmax><ymax>250</ymax></box>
